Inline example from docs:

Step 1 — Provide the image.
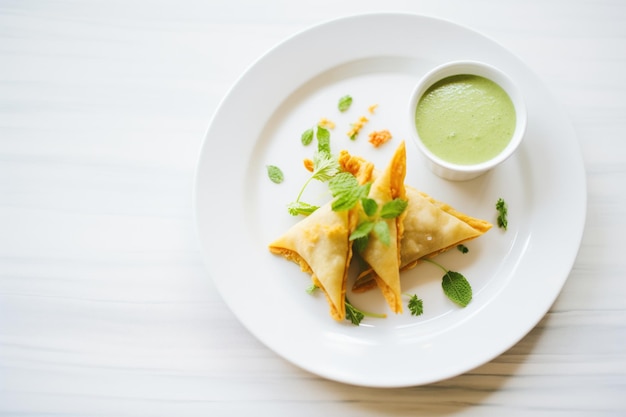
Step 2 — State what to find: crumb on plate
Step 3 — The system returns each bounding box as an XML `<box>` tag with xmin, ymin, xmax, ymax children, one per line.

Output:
<box><xmin>368</xmin><ymin>129</ymin><xmax>392</xmax><ymax>148</ymax></box>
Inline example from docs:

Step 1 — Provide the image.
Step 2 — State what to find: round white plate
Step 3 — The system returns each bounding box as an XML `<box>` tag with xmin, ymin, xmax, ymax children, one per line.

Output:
<box><xmin>193</xmin><ymin>13</ymin><xmax>586</xmax><ymax>387</ymax></box>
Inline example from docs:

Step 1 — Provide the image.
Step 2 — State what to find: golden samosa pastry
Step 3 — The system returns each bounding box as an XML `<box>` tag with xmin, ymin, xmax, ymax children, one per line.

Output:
<box><xmin>356</xmin><ymin>141</ymin><xmax>407</xmax><ymax>314</ymax></box>
<box><xmin>352</xmin><ymin>186</ymin><xmax>492</xmax><ymax>292</ymax></box>
<box><xmin>401</xmin><ymin>187</ymin><xmax>492</xmax><ymax>269</ymax></box>
<box><xmin>269</xmin><ymin>203</ymin><xmax>352</xmax><ymax>320</ymax></box>
<box><xmin>268</xmin><ymin>155</ymin><xmax>374</xmax><ymax>321</ymax></box>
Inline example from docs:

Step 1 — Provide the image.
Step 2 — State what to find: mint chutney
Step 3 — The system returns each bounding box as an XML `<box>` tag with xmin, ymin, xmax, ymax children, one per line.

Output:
<box><xmin>414</xmin><ymin>74</ymin><xmax>516</xmax><ymax>165</ymax></box>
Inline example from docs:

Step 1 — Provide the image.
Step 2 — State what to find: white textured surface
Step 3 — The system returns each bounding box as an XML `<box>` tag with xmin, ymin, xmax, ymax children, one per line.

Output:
<box><xmin>1</xmin><ymin>0</ymin><xmax>624</xmax><ymax>415</ymax></box>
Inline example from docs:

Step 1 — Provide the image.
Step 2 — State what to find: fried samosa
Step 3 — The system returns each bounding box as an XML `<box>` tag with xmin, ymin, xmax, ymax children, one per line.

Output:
<box><xmin>356</xmin><ymin>141</ymin><xmax>407</xmax><ymax>313</ymax></box>
<box><xmin>268</xmin><ymin>155</ymin><xmax>374</xmax><ymax>321</ymax></box>
<box><xmin>352</xmin><ymin>186</ymin><xmax>492</xmax><ymax>292</ymax></box>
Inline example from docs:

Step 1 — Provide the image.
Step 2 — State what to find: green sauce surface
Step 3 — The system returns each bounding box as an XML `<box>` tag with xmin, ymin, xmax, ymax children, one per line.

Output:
<box><xmin>415</xmin><ymin>74</ymin><xmax>516</xmax><ymax>165</ymax></box>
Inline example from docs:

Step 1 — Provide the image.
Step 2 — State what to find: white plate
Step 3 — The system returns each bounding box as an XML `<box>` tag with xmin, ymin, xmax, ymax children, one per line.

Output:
<box><xmin>193</xmin><ymin>13</ymin><xmax>586</xmax><ymax>387</ymax></box>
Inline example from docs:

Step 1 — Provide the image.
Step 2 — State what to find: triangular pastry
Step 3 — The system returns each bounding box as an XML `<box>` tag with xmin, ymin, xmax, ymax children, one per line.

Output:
<box><xmin>356</xmin><ymin>142</ymin><xmax>407</xmax><ymax>313</ymax></box>
<box><xmin>400</xmin><ymin>187</ymin><xmax>492</xmax><ymax>269</ymax></box>
<box><xmin>268</xmin><ymin>155</ymin><xmax>374</xmax><ymax>321</ymax></box>
<box><xmin>269</xmin><ymin>202</ymin><xmax>351</xmax><ymax>320</ymax></box>
<box><xmin>352</xmin><ymin>186</ymin><xmax>492</xmax><ymax>292</ymax></box>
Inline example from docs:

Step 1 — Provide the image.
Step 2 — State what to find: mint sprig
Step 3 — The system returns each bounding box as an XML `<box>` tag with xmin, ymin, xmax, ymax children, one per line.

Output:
<box><xmin>328</xmin><ymin>172</ymin><xmax>371</xmax><ymax>212</ymax></box>
<box><xmin>424</xmin><ymin>259</ymin><xmax>472</xmax><ymax>307</ymax></box>
<box><xmin>287</xmin><ymin>126</ymin><xmax>340</xmax><ymax>216</ymax></box>
<box><xmin>349</xmin><ymin>197</ymin><xmax>407</xmax><ymax>248</ymax></box>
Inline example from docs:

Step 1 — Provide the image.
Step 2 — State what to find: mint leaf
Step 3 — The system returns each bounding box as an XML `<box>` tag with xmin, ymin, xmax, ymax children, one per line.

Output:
<box><xmin>373</xmin><ymin>220</ymin><xmax>390</xmax><ymax>246</ymax></box>
<box><xmin>332</xmin><ymin>187</ymin><xmax>363</xmax><ymax>211</ymax></box>
<box><xmin>350</xmin><ymin>220</ymin><xmax>375</xmax><ymax>241</ymax></box>
<box><xmin>380</xmin><ymin>198</ymin><xmax>408</xmax><ymax>219</ymax></box>
<box><xmin>266</xmin><ymin>165</ymin><xmax>284</xmax><ymax>184</ymax></box>
<box><xmin>316</xmin><ymin>126</ymin><xmax>331</xmax><ymax>156</ymax></box>
<box><xmin>441</xmin><ymin>271</ymin><xmax>472</xmax><ymax>307</ymax></box>
<box><xmin>353</xmin><ymin>235</ymin><xmax>369</xmax><ymax>253</ymax></box>
<box><xmin>301</xmin><ymin>128</ymin><xmax>314</xmax><ymax>146</ymax></box>
<box><xmin>338</xmin><ymin>95</ymin><xmax>353</xmax><ymax>112</ymax></box>
<box><xmin>329</xmin><ymin>173</ymin><xmax>370</xmax><ymax>212</ymax></box>
<box><xmin>361</xmin><ymin>197</ymin><xmax>378</xmax><ymax>217</ymax></box>
<box><xmin>328</xmin><ymin>172</ymin><xmax>358</xmax><ymax>196</ymax></box>
<box><xmin>287</xmin><ymin>201</ymin><xmax>319</xmax><ymax>216</ymax></box>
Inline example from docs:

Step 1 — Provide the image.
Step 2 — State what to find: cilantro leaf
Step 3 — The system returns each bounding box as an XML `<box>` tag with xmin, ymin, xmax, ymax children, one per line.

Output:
<box><xmin>344</xmin><ymin>296</ymin><xmax>386</xmax><ymax>325</ymax></box>
<box><xmin>266</xmin><ymin>165</ymin><xmax>284</xmax><ymax>184</ymax></box>
<box><xmin>345</xmin><ymin>299</ymin><xmax>365</xmax><ymax>325</ymax></box>
<box><xmin>301</xmin><ymin>128</ymin><xmax>314</xmax><ymax>146</ymax></box>
<box><xmin>496</xmin><ymin>197</ymin><xmax>508</xmax><ymax>230</ymax></box>
<box><xmin>407</xmin><ymin>294</ymin><xmax>424</xmax><ymax>316</ymax></box>
<box><xmin>457</xmin><ymin>244</ymin><xmax>469</xmax><ymax>254</ymax></box>
<box><xmin>338</xmin><ymin>95</ymin><xmax>353</xmax><ymax>112</ymax></box>
<box><xmin>380</xmin><ymin>198</ymin><xmax>408</xmax><ymax>219</ymax></box>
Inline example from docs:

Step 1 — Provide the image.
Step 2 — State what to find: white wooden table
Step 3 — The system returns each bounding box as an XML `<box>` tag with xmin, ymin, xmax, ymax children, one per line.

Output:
<box><xmin>1</xmin><ymin>1</ymin><xmax>624</xmax><ymax>415</ymax></box>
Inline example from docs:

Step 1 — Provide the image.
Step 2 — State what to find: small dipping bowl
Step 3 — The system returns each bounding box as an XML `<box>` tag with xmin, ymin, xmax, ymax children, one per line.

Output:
<box><xmin>409</xmin><ymin>61</ymin><xmax>527</xmax><ymax>181</ymax></box>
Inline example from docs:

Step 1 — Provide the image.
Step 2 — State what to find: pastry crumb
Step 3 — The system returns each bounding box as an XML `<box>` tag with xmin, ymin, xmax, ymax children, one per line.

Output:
<box><xmin>368</xmin><ymin>129</ymin><xmax>392</xmax><ymax>148</ymax></box>
<box><xmin>318</xmin><ymin>118</ymin><xmax>335</xmax><ymax>130</ymax></box>
<box><xmin>347</xmin><ymin>116</ymin><xmax>369</xmax><ymax>140</ymax></box>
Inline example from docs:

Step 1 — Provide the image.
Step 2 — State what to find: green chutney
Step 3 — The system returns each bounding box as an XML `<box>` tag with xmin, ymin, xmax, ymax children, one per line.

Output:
<box><xmin>415</xmin><ymin>74</ymin><xmax>516</xmax><ymax>165</ymax></box>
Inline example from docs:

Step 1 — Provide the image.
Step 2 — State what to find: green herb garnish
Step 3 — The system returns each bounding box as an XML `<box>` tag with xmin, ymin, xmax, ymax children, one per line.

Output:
<box><xmin>424</xmin><ymin>258</ymin><xmax>472</xmax><ymax>307</ymax></box>
<box><xmin>405</xmin><ymin>293</ymin><xmax>424</xmax><ymax>316</ymax></box>
<box><xmin>301</xmin><ymin>128</ymin><xmax>314</xmax><ymax>146</ymax></box>
<box><xmin>286</xmin><ymin>201</ymin><xmax>318</xmax><ymax>216</ymax></box>
<box><xmin>457</xmin><ymin>244</ymin><xmax>469</xmax><ymax>254</ymax></box>
<box><xmin>345</xmin><ymin>299</ymin><xmax>365</xmax><ymax>325</ymax></box>
<box><xmin>379</xmin><ymin>198</ymin><xmax>409</xmax><ymax>219</ymax></box>
<box><xmin>345</xmin><ymin>296</ymin><xmax>386</xmax><ymax>325</ymax></box>
<box><xmin>350</xmin><ymin>197</ymin><xmax>408</xmax><ymax>248</ymax></box>
<box><xmin>305</xmin><ymin>284</ymin><xmax>319</xmax><ymax>294</ymax></box>
<box><xmin>328</xmin><ymin>172</ymin><xmax>371</xmax><ymax>212</ymax></box>
<box><xmin>316</xmin><ymin>125</ymin><xmax>331</xmax><ymax>156</ymax></box>
<box><xmin>266</xmin><ymin>165</ymin><xmax>284</xmax><ymax>184</ymax></box>
<box><xmin>338</xmin><ymin>95</ymin><xmax>353</xmax><ymax>112</ymax></box>
<box><xmin>287</xmin><ymin>150</ymin><xmax>339</xmax><ymax>216</ymax></box>
<box><xmin>307</xmin><ymin>288</ymin><xmax>384</xmax><ymax>325</ymax></box>
<box><xmin>496</xmin><ymin>197</ymin><xmax>508</xmax><ymax>230</ymax></box>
